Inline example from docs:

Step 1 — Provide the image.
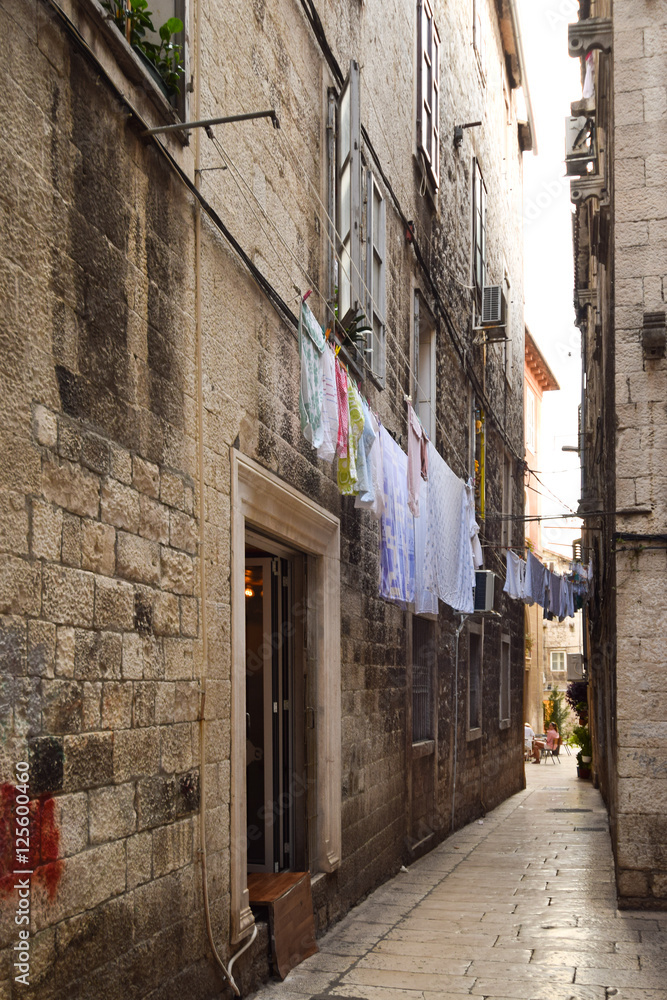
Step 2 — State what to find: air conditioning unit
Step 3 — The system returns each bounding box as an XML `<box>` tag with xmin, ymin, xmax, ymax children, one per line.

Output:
<box><xmin>482</xmin><ymin>285</ymin><xmax>503</xmax><ymax>326</ymax></box>
<box><xmin>473</xmin><ymin>570</ymin><xmax>497</xmax><ymax>613</ymax></box>
<box><xmin>567</xmin><ymin>653</ymin><xmax>584</xmax><ymax>680</ymax></box>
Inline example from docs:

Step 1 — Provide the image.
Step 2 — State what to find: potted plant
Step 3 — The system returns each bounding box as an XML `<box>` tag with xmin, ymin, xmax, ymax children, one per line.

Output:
<box><xmin>101</xmin><ymin>0</ymin><xmax>184</xmax><ymax>97</ymax></box>
<box><xmin>572</xmin><ymin>723</ymin><xmax>592</xmax><ymax>778</ymax></box>
<box><xmin>566</xmin><ymin>679</ymin><xmax>588</xmax><ymax>724</ymax></box>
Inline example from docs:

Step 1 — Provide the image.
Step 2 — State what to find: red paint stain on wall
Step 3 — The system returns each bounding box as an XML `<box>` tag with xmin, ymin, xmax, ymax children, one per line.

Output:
<box><xmin>0</xmin><ymin>783</ymin><xmax>63</xmax><ymax>900</ymax></box>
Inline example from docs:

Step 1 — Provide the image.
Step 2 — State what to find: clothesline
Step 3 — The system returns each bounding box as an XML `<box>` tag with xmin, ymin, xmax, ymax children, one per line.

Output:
<box><xmin>299</xmin><ymin>299</ymin><xmax>482</xmax><ymax>616</ymax></box>
<box><xmin>502</xmin><ymin>548</ymin><xmax>590</xmax><ymax>621</ymax></box>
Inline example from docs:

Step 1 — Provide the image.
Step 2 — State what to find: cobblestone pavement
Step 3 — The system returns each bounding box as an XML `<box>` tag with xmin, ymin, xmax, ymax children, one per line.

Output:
<box><xmin>246</xmin><ymin>751</ymin><xmax>667</xmax><ymax>1000</ymax></box>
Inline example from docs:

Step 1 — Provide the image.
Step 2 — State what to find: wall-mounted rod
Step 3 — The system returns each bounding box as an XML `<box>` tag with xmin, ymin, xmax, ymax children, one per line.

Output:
<box><xmin>144</xmin><ymin>109</ymin><xmax>280</xmax><ymax>136</ymax></box>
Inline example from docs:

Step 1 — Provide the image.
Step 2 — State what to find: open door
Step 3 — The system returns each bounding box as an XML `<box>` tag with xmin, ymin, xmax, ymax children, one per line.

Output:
<box><xmin>245</xmin><ymin>547</ymin><xmax>306</xmax><ymax>873</ymax></box>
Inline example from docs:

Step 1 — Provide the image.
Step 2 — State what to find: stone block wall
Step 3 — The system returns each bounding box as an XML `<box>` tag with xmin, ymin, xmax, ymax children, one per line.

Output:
<box><xmin>1</xmin><ymin>0</ymin><xmax>528</xmax><ymax>993</ymax></box>
<box><xmin>612</xmin><ymin>0</ymin><xmax>667</xmax><ymax>908</ymax></box>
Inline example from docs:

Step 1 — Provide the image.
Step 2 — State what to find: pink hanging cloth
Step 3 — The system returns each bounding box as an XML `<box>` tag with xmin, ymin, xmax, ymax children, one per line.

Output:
<box><xmin>334</xmin><ymin>358</ymin><xmax>348</xmax><ymax>458</ymax></box>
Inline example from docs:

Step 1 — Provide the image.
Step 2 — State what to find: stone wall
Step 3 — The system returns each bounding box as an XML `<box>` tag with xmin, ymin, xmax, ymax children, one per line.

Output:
<box><xmin>613</xmin><ymin>0</ymin><xmax>667</xmax><ymax>908</ymax></box>
<box><xmin>1</xmin><ymin>0</ymin><xmax>529</xmax><ymax>993</ymax></box>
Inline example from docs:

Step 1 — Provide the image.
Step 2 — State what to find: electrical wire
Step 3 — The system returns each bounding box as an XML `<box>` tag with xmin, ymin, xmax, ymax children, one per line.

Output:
<box><xmin>206</xmin><ymin>132</ymin><xmax>339</xmax><ymax>338</ymax></box>
<box><xmin>270</xmin><ymin>123</ymin><xmax>472</xmax><ymax>478</ymax></box>
<box><xmin>525</xmin><ymin>481</ymin><xmax>578</xmax><ymax>516</ymax></box>
<box><xmin>295</xmin><ymin>0</ymin><xmax>527</xmax><ymax>471</ymax></box>
<box><xmin>526</xmin><ymin>468</ymin><xmax>578</xmax><ymax>515</ymax></box>
<box><xmin>224</xmin><ymin>118</ymin><xmax>472</xmax><ymax>479</ymax></box>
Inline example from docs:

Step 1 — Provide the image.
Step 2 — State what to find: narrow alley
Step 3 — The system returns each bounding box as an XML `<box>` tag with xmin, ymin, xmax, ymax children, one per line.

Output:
<box><xmin>247</xmin><ymin>756</ymin><xmax>667</xmax><ymax>1000</ymax></box>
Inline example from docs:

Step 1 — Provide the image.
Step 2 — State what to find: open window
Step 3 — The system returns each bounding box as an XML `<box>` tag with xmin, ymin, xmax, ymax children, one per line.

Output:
<box><xmin>417</xmin><ymin>0</ymin><xmax>440</xmax><ymax>190</ymax></box>
<box><xmin>100</xmin><ymin>0</ymin><xmax>187</xmax><ymax>115</ymax></box>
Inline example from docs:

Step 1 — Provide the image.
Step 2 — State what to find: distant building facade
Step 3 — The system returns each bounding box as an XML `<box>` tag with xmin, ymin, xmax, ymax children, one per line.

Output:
<box><xmin>523</xmin><ymin>328</ymin><xmax>559</xmax><ymax>731</ymax></box>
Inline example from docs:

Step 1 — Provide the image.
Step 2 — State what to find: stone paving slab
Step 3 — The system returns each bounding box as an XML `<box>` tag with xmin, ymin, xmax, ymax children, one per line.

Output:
<box><xmin>246</xmin><ymin>754</ymin><xmax>667</xmax><ymax>1000</ymax></box>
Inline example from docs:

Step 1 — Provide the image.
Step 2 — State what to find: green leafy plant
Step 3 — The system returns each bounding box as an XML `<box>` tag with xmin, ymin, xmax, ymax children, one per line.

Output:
<box><xmin>102</xmin><ymin>0</ymin><xmax>184</xmax><ymax>95</ymax></box>
<box><xmin>543</xmin><ymin>686</ymin><xmax>569</xmax><ymax>736</ymax></box>
<box><xmin>141</xmin><ymin>17</ymin><xmax>185</xmax><ymax>95</ymax></box>
<box><xmin>344</xmin><ymin>310</ymin><xmax>372</xmax><ymax>348</ymax></box>
<box><xmin>572</xmin><ymin>723</ymin><xmax>592</xmax><ymax>766</ymax></box>
<box><xmin>565</xmin><ymin>679</ymin><xmax>588</xmax><ymax>713</ymax></box>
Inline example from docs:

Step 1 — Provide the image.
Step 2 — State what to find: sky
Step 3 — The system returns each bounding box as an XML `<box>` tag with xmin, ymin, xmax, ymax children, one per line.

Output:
<box><xmin>517</xmin><ymin>0</ymin><xmax>584</xmax><ymax>557</ymax></box>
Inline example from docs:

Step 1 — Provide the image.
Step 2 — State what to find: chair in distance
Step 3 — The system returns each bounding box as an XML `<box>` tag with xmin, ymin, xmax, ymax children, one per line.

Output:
<box><xmin>541</xmin><ymin>737</ymin><xmax>562</xmax><ymax>764</ymax></box>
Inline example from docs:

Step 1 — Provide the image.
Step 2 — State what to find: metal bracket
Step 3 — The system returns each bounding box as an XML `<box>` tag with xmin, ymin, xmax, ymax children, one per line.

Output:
<box><xmin>570</xmin><ymin>176</ymin><xmax>608</xmax><ymax>206</ymax></box>
<box><xmin>143</xmin><ymin>109</ymin><xmax>280</xmax><ymax>137</ymax></box>
<box><xmin>454</xmin><ymin>121</ymin><xmax>482</xmax><ymax>147</ymax></box>
<box><xmin>642</xmin><ymin>311</ymin><xmax>667</xmax><ymax>360</ymax></box>
<box><xmin>568</xmin><ymin>17</ymin><xmax>613</xmax><ymax>58</ymax></box>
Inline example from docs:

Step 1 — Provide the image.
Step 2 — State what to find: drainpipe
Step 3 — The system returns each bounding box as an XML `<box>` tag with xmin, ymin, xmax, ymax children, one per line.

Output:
<box><xmin>507</xmin><ymin>0</ymin><xmax>538</xmax><ymax>155</ymax></box>
<box><xmin>192</xmin><ymin>1</ymin><xmax>253</xmax><ymax>993</ymax></box>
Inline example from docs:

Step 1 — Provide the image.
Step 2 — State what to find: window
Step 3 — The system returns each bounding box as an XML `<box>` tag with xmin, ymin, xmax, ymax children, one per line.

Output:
<box><xmin>473</xmin><ymin>0</ymin><xmax>487</xmax><ymax>83</ymax></box>
<box><xmin>526</xmin><ymin>388</ymin><xmax>536</xmax><ymax>453</ymax></box>
<box><xmin>414</xmin><ymin>293</ymin><xmax>436</xmax><ymax>441</ymax></box>
<box><xmin>468</xmin><ymin>624</ymin><xmax>483</xmax><ymax>733</ymax></box>
<box><xmin>550</xmin><ymin>651</ymin><xmax>566</xmax><ymax>673</ymax></box>
<box><xmin>101</xmin><ymin>0</ymin><xmax>187</xmax><ymax>114</ymax></box>
<box><xmin>366</xmin><ymin>174</ymin><xmax>386</xmax><ymax>382</ymax></box>
<box><xmin>337</xmin><ymin>61</ymin><xmax>362</xmax><ymax>328</ymax></box>
<box><xmin>501</xmin><ymin>453</ymin><xmax>513</xmax><ymax>549</ymax></box>
<box><xmin>417</xmin><ymin>0</ymin><xmax>441</xmax><ymax>189</ymax></box>
<box><xmin>412</xmin><ymin>618</ymin><xmax>435</xmax><ymax>742</ymax></box>
<box><xmin>472</xmin><ymin>159</ymin><xmax>487</xmax><ymax>299</ymax></box>
<box><xmin>499</xmin><ymin>634</ymin><xmax>510</xmax><ymax>726</ymax></box>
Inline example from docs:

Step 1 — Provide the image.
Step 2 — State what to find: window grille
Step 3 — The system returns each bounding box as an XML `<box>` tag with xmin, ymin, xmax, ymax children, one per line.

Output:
<box><xmin>412</xmin><ymin>618</ymin><xmax>435</xmax><ymax>741</ymax></box>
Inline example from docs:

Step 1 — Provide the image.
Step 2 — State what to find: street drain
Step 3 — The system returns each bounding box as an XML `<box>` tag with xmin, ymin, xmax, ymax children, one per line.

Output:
<box><xmin>547</xmin><ymin>808</ymin><xmax>593</xmax><ymax>812</ymax></box>
<box><xmin>574</xmin><ymin>827</ymin><xmax>608</xmax><ymax>832</ymax></box>
<box><xmin>312</xmin><ymin>996</ymin><xmax>366</xmax><ymax>1000</ymax></box>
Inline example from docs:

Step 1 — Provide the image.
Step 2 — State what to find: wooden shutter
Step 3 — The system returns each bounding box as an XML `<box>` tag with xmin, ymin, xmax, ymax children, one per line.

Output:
<box><xmin>417</xmin><ymin>0</ymin><xmax>439</xmax><ymax>188</ymax></box>
<box><xmin>366</xmin><ymin>173</ymin><xmax>386</xmax><ymax>382</ymax></box>
<box><xmin>337</xmin><ymin>61</ymin><xmax>362</xmax><ymax>326</ymax></box>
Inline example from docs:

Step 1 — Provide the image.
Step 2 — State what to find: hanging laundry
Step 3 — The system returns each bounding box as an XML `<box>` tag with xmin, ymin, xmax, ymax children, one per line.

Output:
<box><xmin>549</xmin><ymin>572</ymin><xmax>561</xmax><ymax>617</ymax></box>
<box><xmin>526</xmin><ymin>551</ymin><xmax>545</xmax><ymax>607</ymax></box>
<box><xmin>583</xmin><ymin>52</ymin><xmax>595</xmax><ymax>99</ymax></box>
<box><xmin>334</xmin><ymin>357</ymin><xmax>348</xmax><ymax>458</ymax></box>
<box><xmin>356</xmin><ymin>411</ymin><xmax>384</xmax><ymax>519</ymax></box>
<box><xmin>407</xmin><ymin>403</ymin><xmax>425</xmax><ymax>517</ymax></box>
<box><xmin>503</xmin><ymin>549</ymin><xmax>524</xmax><ymax>601</ymax></box>
<box><xmin>299</xmin><ymin>300</ymin><xmax>326</xmax><ymax>448</ymax></box>
<box><xmin>520</xmin><ymin>553</ymin><xmax>534</xmax><ymax>606</ymax></box>
<box><xmin>465</xmin><ymin>479</ymin><xmax>483</xmax><ymax>569</ymax></box>
<box><xmin>337</xmin><ymin>376</ymin><xmax>365</xmax><ymax>495</ymax></box>
<box><xmin>414</xmin><ymin>476</ymin><xmax>438</xmax><ymax>616</ymax></box>
<box><xmin>317</xmin><ymin>344</ymin><xmax>339</xmax><ymax>461</ymax></box>
<box><xmin>423</xmin><ymin>442</ymin><xmax>475</xmax><ymax>614</ymax></box>
<box><xmin>353</xmin><ymin>400</ymin><xmax>377</xmax><ymax>506</ymax></box>
<box><xmin>379</xmin><ymin>427</ymin><xmax>415</xmax><ymax>606</ymax></box>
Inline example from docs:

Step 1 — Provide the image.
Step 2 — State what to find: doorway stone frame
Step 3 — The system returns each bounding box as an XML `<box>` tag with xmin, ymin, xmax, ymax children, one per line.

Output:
<box><xmin>230</xmin><ymin>450</ymin><xmax>341</xmax><ymax>943</ymax></box>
